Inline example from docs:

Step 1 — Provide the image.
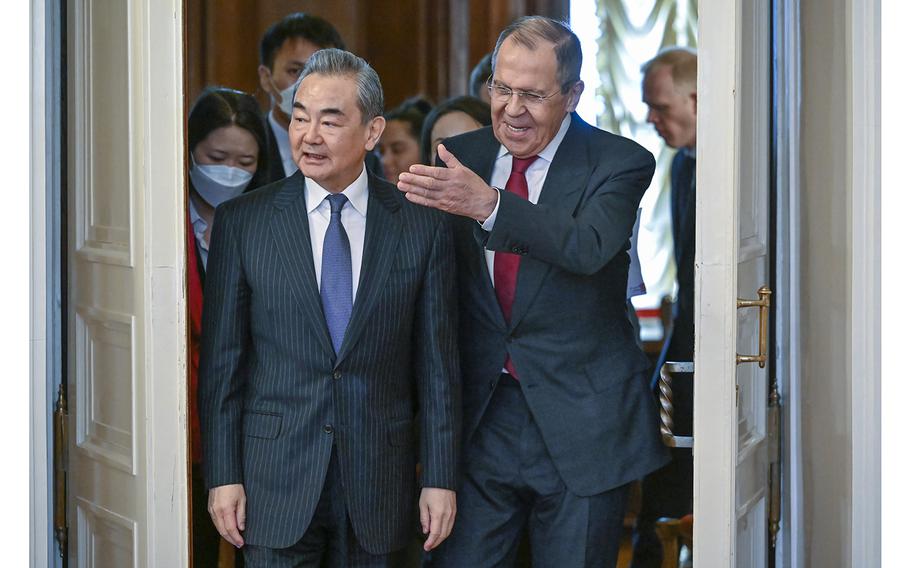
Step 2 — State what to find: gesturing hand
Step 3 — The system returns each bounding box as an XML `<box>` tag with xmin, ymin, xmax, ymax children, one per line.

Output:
<box><xmin>208</xmin><ymin>483</ymin><xmax>246</xmax><ymax>547</ymax></box>
<box><xmin>419</xmin><ymin>487</ymin><xmax>457</xmax><ymax>551</ymax></box>
<box><xmin>397</xmin><ymin>144</ymin><xmax>499</xmax><ymax>222</ymax></box>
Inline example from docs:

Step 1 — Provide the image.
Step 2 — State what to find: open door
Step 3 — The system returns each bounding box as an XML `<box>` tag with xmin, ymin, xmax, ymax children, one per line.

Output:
<box><xmin>63</xmin><ymin>0</ymin><xmax>188</xmax><ymax>565</ymax></box>
<box><xmin>694</xmin><ymin>0</ymin><xmax>777</xmax><ymax>565</ymax></box>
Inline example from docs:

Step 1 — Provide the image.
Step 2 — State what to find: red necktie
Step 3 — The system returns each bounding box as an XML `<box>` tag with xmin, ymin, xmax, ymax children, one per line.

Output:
<box><xmin>494</xmin><ymin>155</ymin><xmax>538</xmax><ymax>378</ymax></box>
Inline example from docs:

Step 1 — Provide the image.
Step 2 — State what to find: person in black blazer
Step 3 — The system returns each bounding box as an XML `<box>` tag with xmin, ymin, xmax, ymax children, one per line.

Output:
<box><xmin>633</xmin><ymin>46</ymin><xmax>698</xmax><ymax>568</ymax></box>
<box><xmin>200</xmin><ymin>48</ymin><xmax>459</xmax><ymax>566</ymax></box>
<box><xmin>398</xmin><ymin>16</ymin><xmax>669</xmax><ymax>567</ymax></box>
<box><xmin>257</xmin><ymin>12</ymin><xmax>384</xmax><ymax>185</ymax></box>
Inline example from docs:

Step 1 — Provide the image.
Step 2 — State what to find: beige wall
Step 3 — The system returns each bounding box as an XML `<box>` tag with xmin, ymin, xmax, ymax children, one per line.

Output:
<box><xmin>799</xmin><ymin>0</ymin><xmax>853</xmax><ymax>564</ymax></box>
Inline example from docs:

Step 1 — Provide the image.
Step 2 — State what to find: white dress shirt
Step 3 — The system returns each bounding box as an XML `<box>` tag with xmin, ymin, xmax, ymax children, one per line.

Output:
<box><xmin>305</xmin><ymin>167</ymin><xmax>369</xmax><ymax>301</ymax></box>
<box><xmin>268</xmin><ymin>111</ymin><xmax>299</xmax><ymax>177</ymax></box>
<box><xmin>188</xmin><ymin>196</ymin><xmax>209</xmax><ymax>269</ymax></box>
<box><xmin>481</xmin><ymin>113</ymin><xmax>572</xmax><ymax>286</ymax></box>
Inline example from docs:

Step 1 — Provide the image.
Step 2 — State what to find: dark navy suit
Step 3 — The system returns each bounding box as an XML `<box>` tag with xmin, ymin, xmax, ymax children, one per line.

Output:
<box><xmin>198</xmin><ymin>170</ymin><xmax>460</xmax><ymax>561</ymax></box>
<box><xmin>433</xmin><ymin>113</ymin><xmax>669</xmax><ymax>567</ymax></box>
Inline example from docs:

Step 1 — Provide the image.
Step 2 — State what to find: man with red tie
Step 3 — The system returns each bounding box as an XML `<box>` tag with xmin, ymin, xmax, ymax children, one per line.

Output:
<box><xmin>397</xmin><ymin>15</ymin><xmax>669</xmax><ymax>567</ymax></box>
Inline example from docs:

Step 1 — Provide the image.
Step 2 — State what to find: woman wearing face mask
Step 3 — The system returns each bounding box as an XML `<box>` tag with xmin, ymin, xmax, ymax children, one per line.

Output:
<box><xmin>377</xmin><ymin>96</ymin><xmax>433</xmax><ymax>182</ymax></box>
<box><xmin>186</xmin><ymin>85</ymin><xmax>268</xmax><ymax>567</ymax></box>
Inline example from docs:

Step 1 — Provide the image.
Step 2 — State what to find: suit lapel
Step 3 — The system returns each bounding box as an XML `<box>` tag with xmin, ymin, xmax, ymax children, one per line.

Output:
<box><xmin>334</xmin><ymin>175</ymin><xmax>402</xmax><ymax>366</ymax></box>
<box><xmin>508</xmin><ymin>114</ymin><xmax>591</xmax><ymax>331</ymax></box>
<box><xmin>268</xmin><ymin>173</ymin><xmax>335</xmax><ymax>358</ymax></box>
<box><xmin>462</xmin><ymin>131</ymin><xmax>508</xmax><ymax>330</ymax></box>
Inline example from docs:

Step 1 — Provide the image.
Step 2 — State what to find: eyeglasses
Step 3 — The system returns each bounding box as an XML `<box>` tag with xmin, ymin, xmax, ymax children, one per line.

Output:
<box><xmin>486</xmin><ymin>79</ymin><xmax>566</xmax><ymax>107</ymax></box>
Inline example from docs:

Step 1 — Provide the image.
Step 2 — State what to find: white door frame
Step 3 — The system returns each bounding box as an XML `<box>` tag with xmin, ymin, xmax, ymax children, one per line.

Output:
<box><xmin>847</xmin><ymin>0</ymin><xmax>880</xmax><ymax>565</ymax></box>
<box><xmin>697</xmin><ymin>0</ymin><xmax>881</xmax><ymax>565</ymax></box>
<box><xmin>31</xmin><ymin>0</ymin><xmax>188</xmax><ymax>565</ymax></box>
<box><xmin>693</xmin><ymin>0</ymin><xmax>739</xmax><ymax>563</ymax></box>
<box><xmin>30</xmin><ymin>0</ymin><xmax>51</xmax><ymax>564</ymax></box>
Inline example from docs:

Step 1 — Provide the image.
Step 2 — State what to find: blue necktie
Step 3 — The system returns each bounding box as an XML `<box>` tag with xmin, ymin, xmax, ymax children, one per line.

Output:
<box><xmin>320</xmin><ymin>194</ymin><xmax>352</xmax><ymax>354</ymax></box>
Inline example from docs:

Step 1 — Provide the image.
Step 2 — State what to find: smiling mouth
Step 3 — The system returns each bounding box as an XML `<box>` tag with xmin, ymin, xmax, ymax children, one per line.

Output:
<box><xmin>505</xmin><ymin>122</ymin><xmax>530</xmax><ymax>134</ymax></box>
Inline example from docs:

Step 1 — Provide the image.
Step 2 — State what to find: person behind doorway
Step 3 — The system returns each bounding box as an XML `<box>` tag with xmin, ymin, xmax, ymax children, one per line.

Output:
<box><xmin>469</xmin><ymin>53</ymin><xmax>494</xmax><ymax>105</ymax></box>
<box><xmin>378</xmin><ymin>96</ymin><xmax>434</xmax><ymax>182</ymax></box>
<box><xmin>420</xmin><ymin>95</ymin><xmax>491</xmax><ymax>166</ymax></box>
<box><xmin>633</xmin><ymin>46</ymin><xmax>698</xmax><ymax>568</ymax></box>
<box><xmin>257</xmin><ymin>12</ymin><xmax>383</xmax><ymax>183</ymax></box>
<box><xmin>199</xmin><ymin>49</ymin><xmax>460</xmax><ymax>566</ymax></box>
<box><xmin>398</xmin><ymin>16</ymin><xmax>669</xmax><ymax>567</ymax></box>
<box><xmin>186</xmin><ymin>85</ymin><xmax>270</xmax><ymax>568</ymax></box>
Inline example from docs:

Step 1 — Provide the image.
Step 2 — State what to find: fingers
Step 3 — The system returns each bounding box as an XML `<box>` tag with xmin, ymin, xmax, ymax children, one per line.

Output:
<box><xmin>237</xmin><ymin>494</ymin><xmax>246</xmax><ymax>531</ymax></box>
<box><xmin>436</xmin><ymin>144</ymin><xmax>462</xmax><ymax>169</ymax></box>
<box><xmin>208</xmin><ymin>486</ymin><xmax>246</xmax><ymax>548</ymax></box>
<box><xmin>420</xmin><ymin>489</ymin><xmax>457</xmax><ymax>551</ymax></box>
<box><xmin>420</xmin><ymin>499</ymin><xmax>430</xmax><ymax>535</ymax></box>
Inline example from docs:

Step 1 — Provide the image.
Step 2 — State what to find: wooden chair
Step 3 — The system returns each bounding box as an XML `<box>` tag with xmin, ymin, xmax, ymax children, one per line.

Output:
<box><xmin>653</xmin><ymin>514</ymin><xmax>693</xmax><ymax>568</ymax></box>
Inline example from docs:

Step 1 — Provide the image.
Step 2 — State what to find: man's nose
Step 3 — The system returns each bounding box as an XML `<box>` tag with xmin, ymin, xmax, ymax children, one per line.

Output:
<box><xmin>303</xmin><ymin>122</ymin><xmax>322</xmax><ymax>144</ymax></box>
<box><xmin>504</xmin><ymin>93</ymin><xmax>527</xmax><ymax>116</ymax></box>
<box><xmin>645</xmin><ymin>108</ymin><xmax>657</xmax><ymax>124</ymax></box>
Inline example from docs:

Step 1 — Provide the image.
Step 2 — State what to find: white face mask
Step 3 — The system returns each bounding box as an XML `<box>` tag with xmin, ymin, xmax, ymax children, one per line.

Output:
<box><xmin>189</xmin><ymin>159</ymin><xmax>253</xmax><ymax>208</ymax></box>
<box><xmin>272</xmin><ymin>79</ymin><xmax>296</xmax><ymax>117</ymax></box>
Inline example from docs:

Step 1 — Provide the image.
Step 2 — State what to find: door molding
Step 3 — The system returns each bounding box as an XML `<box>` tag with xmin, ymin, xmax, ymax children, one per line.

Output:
<box><xmin>848</xmin><ymin>0</ymin><xmax>881</xmax><ymax>565</ymax></box>
<box><xmin>135</xmin><ymin>1</ymin><xmax>189</xmax><ymax>564</ymax></box>
<box><xmin>773</xmin><ymin>0</ymin><xmax>804</xmax><ymax>565</ymax></box>
<box><xmin>693</xmin><ymin>0</ymin><xmax>738</xmax><ymax>563</ymax></box>
<box><xmin>29</xmin><ymin>1</ymin><xmax>54</xmax><ymax>567</ymax></box>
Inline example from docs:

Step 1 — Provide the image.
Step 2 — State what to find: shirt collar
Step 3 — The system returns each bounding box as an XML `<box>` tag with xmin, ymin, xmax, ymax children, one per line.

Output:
<box><xmin>304</xmin><ymin>165</ymin><xmax>369</xmax><ymax>215</ymax></box>
<box><xmin>188</xmin><ymin>195</ymin><xmax>206</xmax><ymax>230</ymax></box>
<box><xmin>495</xmin><ymin>113</ymin><xmax>572</xmax><ymax>164</ymax></box>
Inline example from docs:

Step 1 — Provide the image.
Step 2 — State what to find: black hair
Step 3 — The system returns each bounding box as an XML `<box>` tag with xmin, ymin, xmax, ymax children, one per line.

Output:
<box><xmin>419</xmin><ymin>96</ymin><xmax>491</xmax><ymax>165</ymax></box>
<box><xmin>469</xmin><ymin>53</ymin><xmax>493</xmax><ymax>98</ymax></box>
<box><xmin>259</xmin><ymin>12</ymin><xmax>346</xmax><ymax>71</ymax></box>
<box><xmin>187</xmin><ymin>86</ymin><xmax>270</xmax><ymax>192</ymax></box>
<box><xmin>383</xmin><ymin>96</ymin><xmax>434</xmax><ymax>141</ymax></box>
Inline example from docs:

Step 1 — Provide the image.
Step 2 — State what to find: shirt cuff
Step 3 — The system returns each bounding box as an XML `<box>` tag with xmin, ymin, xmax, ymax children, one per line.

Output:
<box><xmin>479</xmin><ymin>188</ymin><xmax>502</xmax><ymax>232</ymax></box>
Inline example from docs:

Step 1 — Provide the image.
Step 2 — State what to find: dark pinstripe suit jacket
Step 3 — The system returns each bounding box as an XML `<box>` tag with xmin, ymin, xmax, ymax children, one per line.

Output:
<box><xmin>198</xmin><ymin>170</ymin><xmax>460</xmax><ymax>553</ymax></box>
<box><xmin>445</xmin><ymin>113</ymin><xmax>669</xmax><ymax>497</ymax></box>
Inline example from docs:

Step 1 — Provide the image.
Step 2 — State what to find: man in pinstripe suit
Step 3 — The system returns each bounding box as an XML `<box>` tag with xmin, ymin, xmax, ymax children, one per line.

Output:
<box><xmin>199</xmin><ymin>49</ymin><xmax>460</xmax><ymax>567</ymax></box>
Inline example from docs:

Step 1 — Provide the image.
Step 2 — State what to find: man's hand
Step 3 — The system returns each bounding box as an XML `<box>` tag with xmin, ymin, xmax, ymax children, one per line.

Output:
<box><xmin>208</xmin><ymin>484</ymin><xmax>246</xmax><ymax>548</ymax></box>
<box><xmin>397</xmin><ymin>144</ymin><xmax>498</xmax><ymax>221</ymax></box>
<box><xmin>419</xmin><ymin>487</ymin><xmax>457</xmax><ymax>551</ymax></box>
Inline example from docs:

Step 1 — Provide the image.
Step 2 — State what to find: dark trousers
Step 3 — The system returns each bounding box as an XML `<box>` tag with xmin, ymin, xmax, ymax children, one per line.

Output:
<box><xmin>430</xmin><ymin>375</ymin><xmax>629</xmax><ymax>568</ymax></box>
<box><xmin>243</xmin><ymin>450</ymin><xmax>400</xmax><ymax>568</ymax></box>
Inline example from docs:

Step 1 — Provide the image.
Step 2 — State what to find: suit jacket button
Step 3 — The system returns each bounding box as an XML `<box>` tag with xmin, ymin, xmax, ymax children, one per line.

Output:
<box><xmin>323</xmin><ymin>424</ymin><xmax>334</xmax><ymax>434</ymax></box>
<box><xmin>333</xmin><ymin>370</ymin><xmax>342</xmax><ymax>380</ymax></box>
<box><xmin>511</xmin><ymin>246</ymin><xmax>522</xmax><ymax>254</ymax></box>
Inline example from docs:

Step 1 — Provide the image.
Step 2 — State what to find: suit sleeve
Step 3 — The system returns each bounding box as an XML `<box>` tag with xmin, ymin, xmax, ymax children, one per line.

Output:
<box><xmin>484</xmin><ymin>145</ymin><xmax>656</xmax><ymax>276</ymax></box>
<box><xmin>198</xmin><ymin>202</ymin><xmax>251</xmax><ymax>490</ymax></box>
<box><xmin>415</xmin><ymin>214</ymin><xmax>461</xmax><ymax>490</ymax></box>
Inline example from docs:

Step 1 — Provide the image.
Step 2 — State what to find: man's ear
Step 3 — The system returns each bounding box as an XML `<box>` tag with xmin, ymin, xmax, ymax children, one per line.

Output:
<box><xmin>690</xmin><ymin>91</ymin><xmax>697</xmax><ymax>114</ymax></box>
<box><xmin>365</xmin><ymin>116</ymin><xmax>386</xmax><ymax>151</ymax></box>
<box><xmin>258</xmin><ymin>65</ymin><xmax>274</xmax><ymax>96</ymax></box>
<box><xmin>565</xmin><ymin>80</ymin><xmax>585</xmax><ymax>113</ymax></box>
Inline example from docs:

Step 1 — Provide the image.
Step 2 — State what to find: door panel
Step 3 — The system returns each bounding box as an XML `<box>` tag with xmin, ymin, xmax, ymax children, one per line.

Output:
<box><xmin>695</xmin><ymin>0</ymin><xmax>773</xmax><ymax>564</ymax></box>
<box><xmin>66</xmin><ymin>0</ymin><xmax>187</xmax><ymax>565</ymax></box>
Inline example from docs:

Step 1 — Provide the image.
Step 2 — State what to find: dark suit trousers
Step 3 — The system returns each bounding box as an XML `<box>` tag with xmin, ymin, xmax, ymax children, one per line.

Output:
<box><xmin>243</xmin><ymin>449</ymin><xmax>402</xmax><ymax>568</ymax></box>
<box><xmin>430</xmin><ymin>375</ymin><xmax>629</xmax><ymax>568</ymax></box>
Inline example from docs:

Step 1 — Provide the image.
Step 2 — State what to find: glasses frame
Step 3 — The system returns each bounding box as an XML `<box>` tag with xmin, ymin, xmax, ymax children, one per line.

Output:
<box><xmin>486</xmin><ymin>77</ymin><xmax>571</xmax><ymax>107</ymax></box>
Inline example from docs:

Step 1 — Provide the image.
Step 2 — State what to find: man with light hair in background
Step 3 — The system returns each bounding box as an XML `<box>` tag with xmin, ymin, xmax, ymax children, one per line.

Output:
<box><xmin>634</xmin><ymin>45</ymin><xmax>698</xmax><ymax>568</ymax></box>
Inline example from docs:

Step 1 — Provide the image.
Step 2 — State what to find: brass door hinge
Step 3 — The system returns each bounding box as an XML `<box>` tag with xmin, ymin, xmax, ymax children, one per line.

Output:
<box><xmin>768</xmin><ymin>385</ymin><xmax>782</xmax><ymax>545</ymax></box>
<box><xmin>53</xmin><ymin>384</ymin><xmax>68</xmax><ymax>558</ymax></box>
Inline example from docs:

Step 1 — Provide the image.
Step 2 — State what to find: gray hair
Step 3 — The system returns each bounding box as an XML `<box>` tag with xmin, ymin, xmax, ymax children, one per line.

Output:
<box><xmin>293</xmin><ymin>48</ymin><xmax>384</xmax><ymax>123</ymax></box>
<box><xmin>492</xmin><ymin>16</ymin><xmax>582</xmax><ymax>92</ymax></box>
